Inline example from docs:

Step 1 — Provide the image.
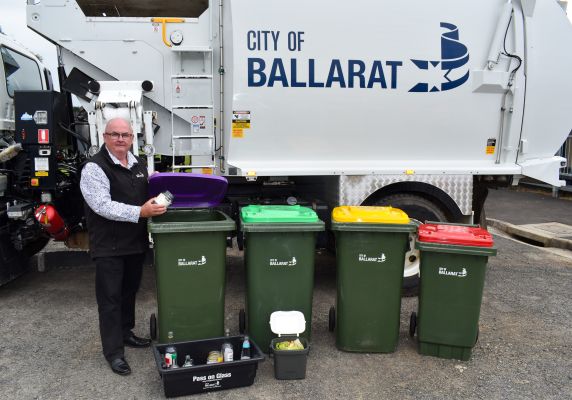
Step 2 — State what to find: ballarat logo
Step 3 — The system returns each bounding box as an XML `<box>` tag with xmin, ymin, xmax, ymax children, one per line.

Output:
<box><xmin>270</xmin><ymin>257</ymin><xmax>297</xmax><ymax>266</ymax></box>
<box><xmin>246</xmin><ymin>22</ymin><xmax>469</xmax><ymax>93</ymax></box>
<box><xmin>358</xmin><ymin>253</ymin><xmax>387</xmax><ymax>263</ymax></box>
<box><xmin>409</xmin><ymin>23</ymin><xmax>470</xmax><ymax>93</ymax></box>
<box><xmin>438</xmin><ymin>267</ymin><xmax>468</xmax><ymax>278</ymax></box>
<box><xmin>178</xmin><ymin>256</ymin><xmax>207</xmax><ymax>267</ymax></box>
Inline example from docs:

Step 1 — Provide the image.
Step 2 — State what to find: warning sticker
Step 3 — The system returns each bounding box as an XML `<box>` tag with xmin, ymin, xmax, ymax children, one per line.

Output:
<box><xmin>35</xmin><ymin>157</ymin><xmax>49</xmax><ymax>171</ymax></box>
<box><xmin>38</xmin><ymin>129</ymin><xmax>49</xmax><ymax>144</ymax></box>
<box><xmin>232</xmin><ymin>128</ymin><xmax>244</xmax><ymax>138</ymax></box>
<box><xmin>35</xmin><ymin>171</ymin><xmax>49</xmax><ymax>177</ymax></box>
<box><xmin>232</xmin><ymin>111</ymin><xmax>251</xmax><ymax>132</ymax></box>
<box><xmin>233</xmin><ymin>121</ymin><xmax>250</xmax><ymax>129</ymax></box>
<box><xmin>232</xmin><ymin>111</ymin><xmax>250</xmax><ymax>121</ymax></box>
<box><xmin>486</xmin><ymin>138</ymin><xmax>497</xmax><ymax>155</ymax></box>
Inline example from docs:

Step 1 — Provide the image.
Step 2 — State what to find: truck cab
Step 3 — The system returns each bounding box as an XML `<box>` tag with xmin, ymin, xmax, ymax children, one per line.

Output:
<box><xmin>0</xmin><ymin>32</ymin><xmax>54</xmax><ymax>285</ymax></box>
<box><xmin>0</xmin><ymin>32</ymin><xmax>52</xmax><ymax>135</ymax></box>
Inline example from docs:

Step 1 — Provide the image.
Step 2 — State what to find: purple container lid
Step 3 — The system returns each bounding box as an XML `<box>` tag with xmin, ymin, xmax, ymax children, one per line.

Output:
<box><xmin>148</xmin><ymin>173</ymin><xmax>228</xmax><ymax>208</ymax></box>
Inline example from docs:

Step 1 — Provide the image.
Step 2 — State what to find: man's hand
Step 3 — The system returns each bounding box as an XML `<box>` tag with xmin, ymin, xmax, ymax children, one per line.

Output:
<box><xmin>140</xmin><ymin>198</ymin><xmax>167</xmax><ymax>218</ymax></box>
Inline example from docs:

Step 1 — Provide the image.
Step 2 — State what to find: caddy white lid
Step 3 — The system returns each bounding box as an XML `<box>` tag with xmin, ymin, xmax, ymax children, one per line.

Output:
<box><xmin>269</xmin><ymin>311</ymin><xmax>306</xmax><ymax>336</ymax></box>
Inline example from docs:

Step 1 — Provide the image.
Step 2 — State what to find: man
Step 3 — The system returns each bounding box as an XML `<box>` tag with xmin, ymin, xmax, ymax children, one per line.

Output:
<box><xmin>80</xmin><ymin>118</ymin><xmax>166</xmax><ymax>375</ymax></box>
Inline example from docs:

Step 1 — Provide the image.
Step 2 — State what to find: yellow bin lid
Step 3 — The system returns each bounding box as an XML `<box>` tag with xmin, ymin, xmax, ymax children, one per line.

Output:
<box><xmin>332</xmin><ymin>206</ymin><xmax>410</xmax><ymax>224</ymax></box>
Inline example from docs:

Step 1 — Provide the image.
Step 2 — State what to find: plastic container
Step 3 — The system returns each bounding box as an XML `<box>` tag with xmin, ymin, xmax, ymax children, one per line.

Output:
<box><xmin>148</xmin><ymin>209</ymin><xmax>235</xmax><ymax>343</ymax></box>
<box><xmin>411</xmin><ymin>222</ymin><xmax>497</xmax><ymax>361</ymax></box>
<box><xmin>331</xmin><ymin>206</ymin><xmax>416</xmax><ymax>352</ymax></box>
<box><xmin>153</xmin><ymin>335</ymin><xmax>264</xmax><ymax>398</ymax></box>
<box><xmin>240</xmin><ymin>205</ymin><xmax>324</xmax><ymax>352</ymax></box>
<box><xmin>269</xmin><ymin>311</ymin><xmax>309</xmax><ymax>380</ymax></box>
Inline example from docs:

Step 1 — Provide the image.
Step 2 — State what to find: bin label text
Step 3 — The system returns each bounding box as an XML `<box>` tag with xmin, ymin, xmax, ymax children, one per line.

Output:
<box><xmin>438</xmin><ymin>267</ymin><xmax>467</xmax><ymax>278</ymax></box>
<box><xmin>178</xmin><ymin>256</ymin><xmax>207</xmax><ymax>267</ymax></box>
<box><xmin>269</xmin><ymin>256</ymin><xmax>297</xmax><ymax>266</ymax></box>
<box><xmin>358</xmin><ymin>253</ymin><xmax>386</xmax><ymax>263</ymax></box>
<box><xmin>193</xmin><ymin>372</ymin><xmax>232</xmax><ymax>390</ymax></box>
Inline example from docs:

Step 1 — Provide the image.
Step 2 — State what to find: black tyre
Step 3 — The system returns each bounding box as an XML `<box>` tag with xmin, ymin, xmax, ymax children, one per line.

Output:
<box><xmin>478</xmin><ymin>206</ymin><xmax>487</xmax><ymax>229</ymax></box>
<box><xmin>328</xmin><ymin>306</ymin><xmax>335</xmax><ymax>332</ymax></box>
<box><xmin>374</xmin><ymin>194</ymin><xmax>449</xmax><ymax>296</ymax></box>
<box><xmin>409</xmin><ymin>312</ymin><xmax>417</xmax><ymax>338</ymax></box>
<box><xmin>150</xmin><ymin>313</ymin><xmax>157</xmax><ymax>341</ymax></box>
<box><xmin>239</xmin><ymin>308</ymin><xmax>246</xmax><ymax>334</ymax></box>
<box><xmin>473</xmin><ymin>184</ymin><xmax>488</xmax><ymax>230</ymax></box>
<box><xmin>0</xmin><ymin>230</ymin><xmax>47</xmax><ymax>286</ymax></box>
<box><xmin>475</xmin><ymin>326</ymin><xmax>480</xmax><ymax>345</ymax></box>
<box><xmin>22</xmin><ymin>236</ymin><xmax>49</xmax><ymax>257</ymax></box>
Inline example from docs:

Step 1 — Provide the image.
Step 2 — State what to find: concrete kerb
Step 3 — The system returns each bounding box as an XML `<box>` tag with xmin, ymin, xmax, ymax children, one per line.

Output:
<box><xmin>487</xmin><ymin>218</ymin><xmax>572</xmax><ymax>250</ymax></box>
<box><xmin>33</xmin><ymin>249</ymin><xmax>92</xmax><ymax>272</ymax></box>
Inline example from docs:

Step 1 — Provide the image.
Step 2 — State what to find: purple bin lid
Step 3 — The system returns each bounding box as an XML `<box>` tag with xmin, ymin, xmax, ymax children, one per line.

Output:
<box><xmin>148</xmin><ymin>173</ymin><xmax>228</xmax><ymax>208</ymax></box>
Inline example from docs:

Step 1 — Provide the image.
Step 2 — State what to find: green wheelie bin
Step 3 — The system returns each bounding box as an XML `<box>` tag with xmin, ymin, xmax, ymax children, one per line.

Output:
<box><xmin>148</xmin><ymin>209</ymin><xmax>235</xmax><ymax>343</ymax></box>
<box><xmin>240</xmin><ymin>205</ymin><xmax>324</xmax><ymax>353</ymax></box>
<box><xmin>410</xmin><ymin>222</ymin><xmax>497</xmax><ymax>361</ymax></box>
<box><xmin>330</xmin><ymin>206</ymin><xmax>416</xmax><ymax>352</ymax></box>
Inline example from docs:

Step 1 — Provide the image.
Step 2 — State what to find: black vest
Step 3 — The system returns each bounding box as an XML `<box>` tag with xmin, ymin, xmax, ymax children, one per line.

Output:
<box><xmin>83</xmin><ymin>146</ymin><xmax>149</xmax><ymax>258</ymax></box>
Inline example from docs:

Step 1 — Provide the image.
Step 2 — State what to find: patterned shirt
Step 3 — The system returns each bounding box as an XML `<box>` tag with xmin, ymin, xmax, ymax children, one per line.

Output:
<box><xmin>80</xmin><ymin>148</ymin><xmax>142</xmax><ymax>223</ymax></box>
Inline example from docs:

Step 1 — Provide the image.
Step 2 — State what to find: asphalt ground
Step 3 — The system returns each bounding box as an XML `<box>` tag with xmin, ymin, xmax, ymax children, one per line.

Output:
<box><xmin>485</xmin><ymin>187</ymin><xmax>572</xmax><ymax>250</ymax></box>
<box><xmin>1</xmin><ymin>231</ymin><xmax>571</xmax><ymax>399</ymax></box>
<box><xmin>486</xmin><ymin>187</ymin><xmax>572</xmax><ymax>226</ymax></box>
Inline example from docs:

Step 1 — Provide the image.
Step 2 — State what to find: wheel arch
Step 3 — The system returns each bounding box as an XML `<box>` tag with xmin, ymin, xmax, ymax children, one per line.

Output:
<box><xmin>360</xmin><ymin>181</ymin><xmax>464</xmax><ymax>222</ymax></box>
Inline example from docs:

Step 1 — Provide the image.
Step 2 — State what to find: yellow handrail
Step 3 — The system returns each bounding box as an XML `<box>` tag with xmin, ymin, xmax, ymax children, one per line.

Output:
<box><xmin>151</xmin><ymin>17</ymin><xmax>185</xmax><ymax>47</ymax></box>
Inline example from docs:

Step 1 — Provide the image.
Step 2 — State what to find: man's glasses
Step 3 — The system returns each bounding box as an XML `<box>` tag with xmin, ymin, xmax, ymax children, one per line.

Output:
<box><xmin>104</xmin><ymin>132</ymin><xmax>133</xmax><ymax>140</ymax></box>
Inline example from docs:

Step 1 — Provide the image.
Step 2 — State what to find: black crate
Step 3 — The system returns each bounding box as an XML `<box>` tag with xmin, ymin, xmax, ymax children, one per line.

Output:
<box><xmin>153</xmin><ymin>335</ymin><xmax>264</xmax><ymax>398</ymax></box>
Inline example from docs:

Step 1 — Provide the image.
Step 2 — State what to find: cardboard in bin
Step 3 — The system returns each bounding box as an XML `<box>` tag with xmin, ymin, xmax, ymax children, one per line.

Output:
<box><xmin>148</xmin><ymin>173</ymin><xmax>228</xmax><ymax>208</ymax></box>
<box><xmin>269</xmin><ymin>311</ymin><xmax>309</xmax><ymax>380</ymax></box>
<box><xmin>153</xmin><ymin>335</ymin><xmax>264</xmax><ymax>397</ymax></box>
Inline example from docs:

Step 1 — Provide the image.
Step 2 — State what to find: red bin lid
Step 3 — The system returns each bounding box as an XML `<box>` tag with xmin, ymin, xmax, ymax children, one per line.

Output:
<box><xmin>418</xmin><ymin>224</ymin><xmax>494</xmax><ymax>247</ymax></box>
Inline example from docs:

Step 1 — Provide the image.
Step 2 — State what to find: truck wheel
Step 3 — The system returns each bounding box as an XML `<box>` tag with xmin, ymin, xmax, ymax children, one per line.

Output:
<box><xmin>22</xmin><ymin>237</ymin><xmax>49</xmax><ymax>257</ymax></box>
<box><xmin>374</xmin><ymin>194</ymin><xmax>448</xmax><ymax>296</ymax></box>
<box><xmin>0</xmin><ymin>237</ymin><xmax>28</xmax><ymax>286</ymax></box>
<box><xmin>0</xmin><ymin>229</ymin><xmax>47</xmax><ymax>286</ymax></box>
<box><xmin>478</xmin><ymin>207</ymin><xmax>487</xmax><ymax>229</ymax></box>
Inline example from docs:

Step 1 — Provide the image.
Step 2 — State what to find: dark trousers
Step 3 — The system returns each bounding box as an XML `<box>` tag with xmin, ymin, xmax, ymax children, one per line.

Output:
<box><xmin>95</xmin><ymin>253</ymin><xmax>146</xmax><ymax>362</ymax></box>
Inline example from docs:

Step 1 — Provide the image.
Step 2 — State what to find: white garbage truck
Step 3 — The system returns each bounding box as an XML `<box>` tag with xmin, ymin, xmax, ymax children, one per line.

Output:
<box><xmin>1</xmin><ymin>0</ymin><xmax>571</xmax><ymax>289</ymax></box>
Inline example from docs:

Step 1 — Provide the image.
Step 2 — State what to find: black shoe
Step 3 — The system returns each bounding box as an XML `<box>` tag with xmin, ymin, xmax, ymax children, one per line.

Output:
<box><xmin>109</xmin><ymin>358</ymin><xmax>131</xmax><ymax>376</ymax></box>
<box><xmin>124</xmin><ymin>334</ymin><xmax>151</xmax><ymax>348</ymax></box>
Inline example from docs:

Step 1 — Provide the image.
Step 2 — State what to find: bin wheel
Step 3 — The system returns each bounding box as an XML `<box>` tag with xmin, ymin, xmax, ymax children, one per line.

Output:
<box><xmin>328</xmin><ymin>306</ymin><xmax>335</xmax><ymax>332</ymax></box>
<box><xmin>475</xmin><ymin>326</ymin><xmax>480</xmax><ymax>345</ymax></box>
<box><xmin>150</xmin><ymin>313</ymin><xmax>157</xmax><ymax>341</ymax></box>
<box><xmin>409</xmin><ymin>312</ymin><xmax>417</xmax><ymax>338</ymax></box>
<box><xmin>239</xmin><ymin>309</ymin><xmax>246</xmax><ymax>334</ymax></box>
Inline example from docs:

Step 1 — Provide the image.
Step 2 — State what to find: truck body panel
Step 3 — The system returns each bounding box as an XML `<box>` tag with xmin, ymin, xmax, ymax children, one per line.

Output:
<box><xmin>25</xmin><ymin>0</ymin><xmax>572</xmax><ymax>185</ymax></box>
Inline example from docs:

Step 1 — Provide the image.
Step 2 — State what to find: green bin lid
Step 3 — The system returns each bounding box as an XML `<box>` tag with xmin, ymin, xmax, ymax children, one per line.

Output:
<box><xmin>241</xmin><ymin>205</ymin><xmax>319</xmax><ymax>223</ymax></box>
